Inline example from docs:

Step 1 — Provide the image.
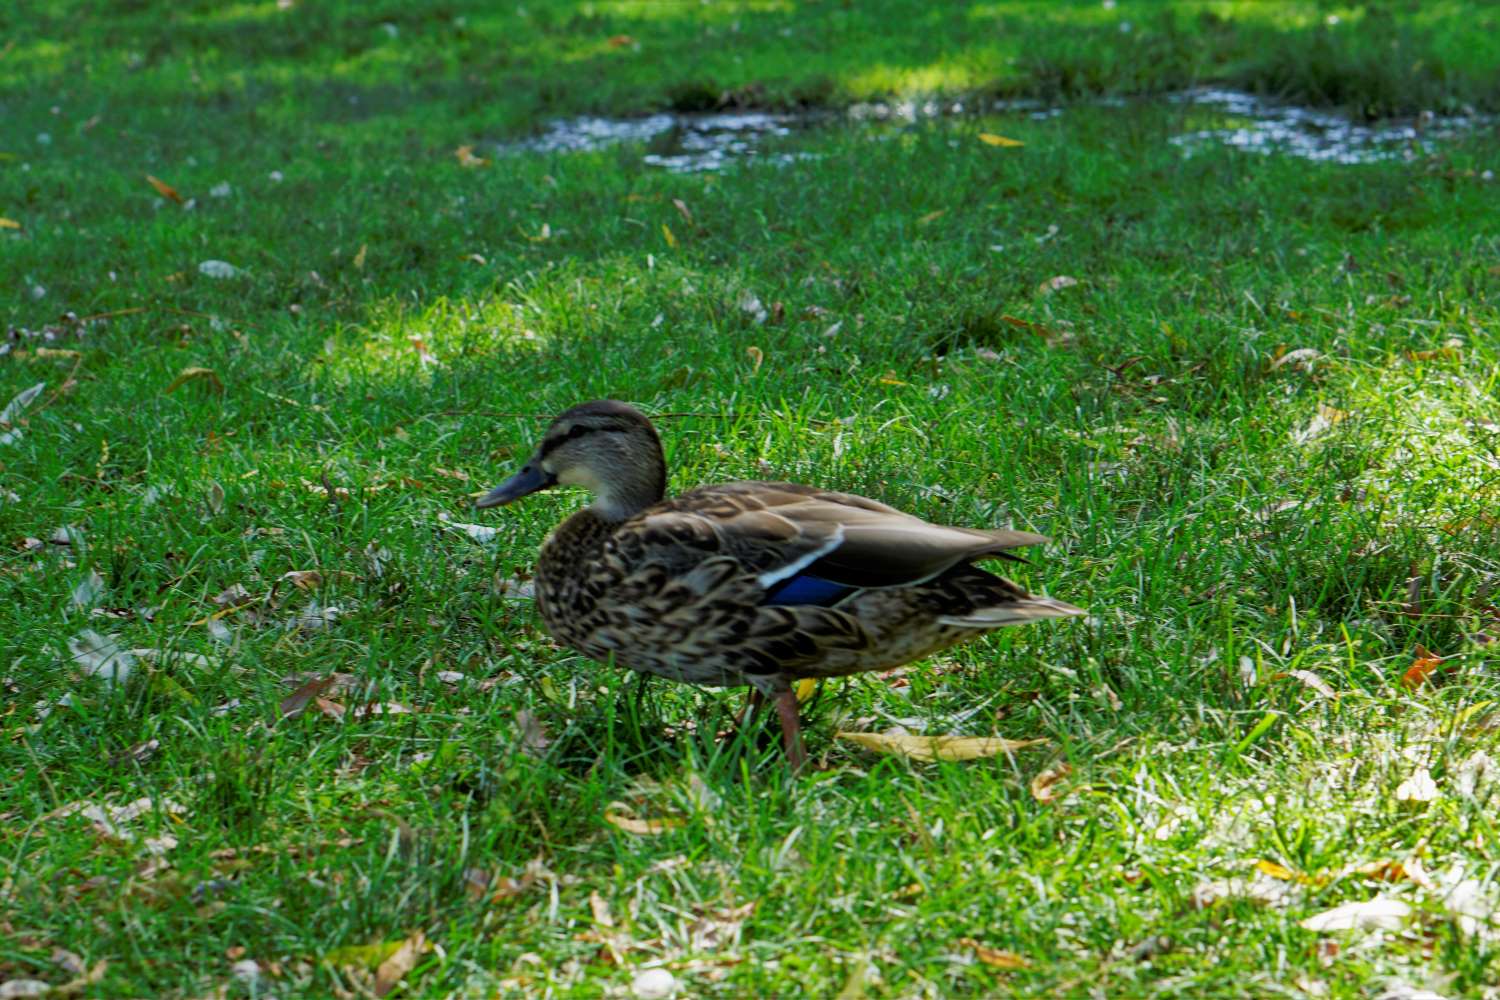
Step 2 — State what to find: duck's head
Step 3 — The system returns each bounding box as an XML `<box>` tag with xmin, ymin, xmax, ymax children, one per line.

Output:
<box><xmin>476</xmin><ymin>400</ymin><xmax>667</xmax><ymax>521</ymax></box>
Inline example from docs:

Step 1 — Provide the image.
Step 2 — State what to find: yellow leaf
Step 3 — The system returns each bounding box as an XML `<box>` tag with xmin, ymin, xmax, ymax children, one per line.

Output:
<box><xmin>146</xmin><ymin>174</ymin><xmax>184</xmax><ymax>204</ymax></box>
<box><xmin>324</xmin><ymin>939</ymin><xmax>405</xmax><ymax>970</ymax></box>
<box><xmin>958</xmin><ymin>938</ymin><xmax>1030</xmax><ymax>969</ymax></box>
<box><xmin>0</xmin><ymin>217</ymin><xmax>20</xmax><ymax>229</ymax></box>
<box><xmin>353</xmin><ymin>244</ymin><xmax>367</xmax><ymax>271</ymax></box>
<box><xmin>454</xmin><ymin>145</ymin><xmax>490</xmax><ymax>168</ymax></box>
<box><xmin>835</xmin><ymin>731</ymin><xmax>1047</xmax><ymax>762</ymax></box>
<box><xmin>1407</xmin><ymin>347</ymin><xmax>1461</xmax><ymax>361</ymax></box>
<box><xmin>662</xmin><ymin>223</ymin><xmax>677</xmax><ymax>248</ymax></box>
<box><xmin>794</xmin><ymin>678</ymin><xmax>817</xmax><ymax>702</ymax></box>
<box><xmin>1317</xmin><ymin>403</ymin><xmax>1350</xmax><ymax>425</ymax></box>
<box><xmin>1353</xmin><ymin>859</ymin><xmax>1408</xmax><ymax>883</ymax></box>
<box><xmin>1029</xmin><ymin>762</ymin><xmax>1071</xmax><ymax>802</ymax></box>
<box><xmin>604</xmin><ymin>803</ymin><xmax>684</xmax><ymax>835</ymax></box>
<box><xmin>746</xmin><ymin>345</ymin><xmax>764</xmax><ymax>372</ymax></box>
<box><xmin>163</xmin><ymin>366</ymin><xmax>224</xmax><ymax>394</ymax></box>
<box><xmin>978</xmin><ymin>133</ymin><xmax>1024</xmax><ymax>148</ymax></box>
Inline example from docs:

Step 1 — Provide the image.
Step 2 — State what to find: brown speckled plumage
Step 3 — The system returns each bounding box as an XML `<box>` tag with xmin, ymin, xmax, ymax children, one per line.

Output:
<box><xmin>477</xmin><ymin>400</ymin><xmax>1083</xmax><ymax>766</ymax></box>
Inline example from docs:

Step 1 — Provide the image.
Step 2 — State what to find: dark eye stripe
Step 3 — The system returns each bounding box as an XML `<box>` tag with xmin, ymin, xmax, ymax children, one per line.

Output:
<box><xmin>538</xmin><ymin>423</ymin><xmax>625</xmax><ymax>457</ymax></box>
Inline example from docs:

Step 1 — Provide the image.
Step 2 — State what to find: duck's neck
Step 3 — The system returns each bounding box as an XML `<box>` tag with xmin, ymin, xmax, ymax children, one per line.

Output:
<box><xmin>587</xmin><ymin>457</ymin><xmax>666</xmax><ymax>523</ymax></box>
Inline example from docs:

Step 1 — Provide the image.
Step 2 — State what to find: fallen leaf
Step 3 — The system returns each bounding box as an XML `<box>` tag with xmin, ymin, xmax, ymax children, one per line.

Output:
<box><xmin>1407</xmin><ymin>347</ymin><xmax>1461</xmax><ymax>361</ymax></box>
<box><xmin>454</xmin><ymin>145</ymin><xmax>490</xmax><ymax>168</ymax></box>
<box><xmin>279</xmin><ymin>569</ymin><xmax>323</xmax><ymax>590</ymax></box>
<box><xmin>0</xmin><ymin>217</ymin><xmax>20</xmax><ymax>230</ymax></box>
<box><xmin>836</xmin><ymin>730</ymin><xmax>1048</xmax><ymax>762</ymax></box>
<box><xmin>514</xmin><ymin>710</ymin><xmax>551</xmax><ymax>756</ymax></box>
<box><xmin>70</xmin><ymin>569</ymin><xmax>106</xmax><ymax>609</ymax></box>
<box><xmin>1396</xmin><ymin>767</ymin><xmax>1440</xmax><ymax>803</ymax></box>
<box><xmin>353</xmin><ymin>244</ymin><xmax>367</xmax><ymax>270</ymax></box>
<box><xmin>1037</xmin><ymin>275</ymin><xmax>1078</xmax><ymax>295</ymax></box>
<box><xmin>977</xmin><ymin>133</ymin><xmax>1024</xmax><ymax>148</ymax></box>
<box><xmin>1299</xmin><ymin>896</ymin><xmax>1410</xmax><ymax>932</ymax></box>
<box><xmin>746</xmin><ymin>345</ymin><xmax>764</xmax><ymax>371</ymax></box>
<box><xmin>793</xmin><ymin>678</ymin><xmax>817</xmax><ymax>702</ymax></box>
<box><xmin>1402</xmin><ymin>646</ymin><xmax>1443</xmax><ymax>689</ymax></box>
<box><xmin>1029</xmin><ymin>762</ymin><xmax>1072</xmax><ymax>802</ymax></box>
<box><xmin>1352</xmin><ymin>860</ymin><xmax>1408</xmax><ymax>883</ymax></box>
<box><xmin>590</xmin><ymin>890</ymin><xmax>614</xmax><ymax>928</ymax></box>
<box><xmin>958</xmin><ymin>938</ymin><xmax>1030</xmax><ymax>969</ymax></box>
<box><xmin>1271</xmin><ymin>347</ymin><xmax>1321</xmax><ymax>369</ymax></box>
<box><xmin>1287</xmin><ymin>670</ymin><xmax>1337</xmax><ymax>699</ymax></box>
<box><xmin>0</xmin><ymin>382</ymin><xmax>45</xmax><ymax>427</ymax></box>
<box><xmin>146</xmin><ymin>174</ymin><xmax>184</xmax><ymax>204</ymax></box>
<box><xmin>279</xmin><ymin>675</ymin><xmax>337</xmax><ymax>720</ymax></box>
<box><xmin>661</xmin><ymin>223</ymin><xmax>677</xmax><ymax>248</ymax></box>
<box><xmin>67</xmin><ymin>629</ymin><xmax>136</xmax><ymax>686</ymax></box>
<box><xmin>917</xmin><ymin>209</ymin><xmax>947</xmax><ymax>225</ymax></box>
<box><xmin>164</xmin><ymin>367</ymin><xmax>224</xmax><ymax>394</ymax></box>
<box><xmin>671</xmin><ymin>198</ymin><xmax>693</xmax><ymax>225</ymax></box>
<box><xmin>1255</xmin><ymin>859</ymin><xmax>1323</xmax><ymax>885</ymax></box>
<box><xmin>0</xmin><ymin>980</ymin><xmax>53</xmax><ymax>998</ymax></box>
<box><xmin>604</xmin><ymin>803</ymin><xmax>685</xmax><ymax>835</ymax></box>
<box><xmin>374</xmin><ymin>931</ymin><xmax>425</xmax><ymax>997</ymax></box>
<box><xmin>606</xmin><ymin>33</ymin><xmax>635</xmax><ymax>48</ymax></box>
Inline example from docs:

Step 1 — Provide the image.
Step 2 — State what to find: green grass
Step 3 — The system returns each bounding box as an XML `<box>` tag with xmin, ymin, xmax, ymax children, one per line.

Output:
<box><xmin>4</xmin><ymin>1</ymin><xmax>1500</xmax><ymax>997</ymax></box>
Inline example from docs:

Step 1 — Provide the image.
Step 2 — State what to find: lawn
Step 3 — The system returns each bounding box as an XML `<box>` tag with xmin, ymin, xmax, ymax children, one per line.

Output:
<box><xmin>4</xmin><ymin>1</ymin><xmax>1500</xmax><ymax>997</ymax></box>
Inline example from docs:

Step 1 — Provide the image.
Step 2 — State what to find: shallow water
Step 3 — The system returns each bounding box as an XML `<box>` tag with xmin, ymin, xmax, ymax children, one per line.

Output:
<box><xmin>498</xmin><ymin>89</ymin><xmax>1491</xmax><ymax>172</ymax></box>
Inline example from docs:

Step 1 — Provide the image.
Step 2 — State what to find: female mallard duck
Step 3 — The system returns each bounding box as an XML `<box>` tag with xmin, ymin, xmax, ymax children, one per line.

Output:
<box><xmin>478</xmin><ymin>400</ymin><xmax>1082</xmax><ymax>768</ymax></box>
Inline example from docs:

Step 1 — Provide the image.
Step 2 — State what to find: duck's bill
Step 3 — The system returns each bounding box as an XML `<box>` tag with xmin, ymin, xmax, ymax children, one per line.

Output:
<box><xmin>475</xmin><ymin>465</ymin><xmax>556</xmax><ymax>508</ymax></box>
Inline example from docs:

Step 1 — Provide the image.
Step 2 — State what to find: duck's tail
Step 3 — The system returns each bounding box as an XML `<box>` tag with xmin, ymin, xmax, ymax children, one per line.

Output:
<box><xmin>938</xmin><ymin>595</ymin><xmax>1086</xmax><ymax>628</ymax></box>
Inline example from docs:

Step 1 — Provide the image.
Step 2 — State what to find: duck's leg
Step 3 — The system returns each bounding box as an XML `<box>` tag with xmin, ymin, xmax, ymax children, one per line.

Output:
<box><xmin>772</xmin><ymin>688</ymin><xmax>806</xmax><ymax>771</ymax></box>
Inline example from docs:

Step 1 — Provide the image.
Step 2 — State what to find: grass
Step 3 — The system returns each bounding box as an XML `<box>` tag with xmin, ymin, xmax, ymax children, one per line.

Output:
<box><xmin>4</xmin><ymin>1</ymin><xmax>1500</xmax><ymax>996</ymax></box>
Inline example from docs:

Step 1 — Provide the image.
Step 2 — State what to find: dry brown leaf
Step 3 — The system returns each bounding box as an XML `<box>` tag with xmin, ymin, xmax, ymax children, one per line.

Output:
<box><xmin>836</xmin><ymin>731</ymin><xmax>1048</xmax><ymax>762</ymax></box>
<box><xmin>164</xmin><ymin>367</ymin><xmax>224</xmax><ymax>394</ymax></box>
<box><xmin>606</xmin><ymin>33</ymin><xmax>635</xmax><ymax>48</ymax></box>
<box><xmin>1037</xmin><ymin>274</ymin><xmax>1078</xmax><ymax>296</ymax></box>
<box><xmin>1407</xmin><ymin>347</ymin><xmax>1461</xmax><ymax>361</ymax></box>
<box><xmin>279</xmin><ymin>675</ymin><xmax>337</xmax><ymax>720</ymax></box>
<box><xmin>604</xmin><ymin>803</ymin><xmax>684</xmax><ymax>835</ymax></box>
<box><xmin>671</xmin><ymin>198</ymin><xmax>693</xmax><ymax>225</ymax></box>
<box><xmin>353</xmin><ymin>244</ymin><xmax>367</xmax><ymax>271</ymax></box>
<box><xmin>1029</xmin><ymin>762</ymin><xmax>1072</xmax><ymax>802</ymax></box>
<box><xmin>958</xmin><ymin>938</ymin><xmax>1030</xmax><ymax>969</ymax></box>
<box><xmin>374</xmin><ymin>931</ymin><xmax>425</xmax><ymax>997</ymax></box>
<box><xmin>454</xmin><ymin>145</ymin><xmax>490</xmax><ymax>168</ymax></box>
<box><xmin>1402</xmin><ymin>646</ymin><xmax>1443</xmax><ymax>689</ymax></box>
<box><xmin>514</xmin><ymin>710</ymin><xmax>552</xmax><ymax>756</ymax></box>
<box><xmin>279</xmin><ymin>569</ymin><xmax>323</xmax><ymax>590</ymax></box>
<box><xmin>589</xmin><ymin>890</ymin><xmax>614</xmax><ymax>928</ymax></box>
<box><xmin>1352</xmin><ymin>860</ymin><xmax>1408</xmax><ymax>883</ymax></box>
<box><xmin>977</xmin><ymin>133</ymin><xmax>1024</xmax><ymax>148</ymax></box>
<box><xmin>146</xmin><ymin>174</ymin><xmax>184</xmax><ymax>204</ymax></box>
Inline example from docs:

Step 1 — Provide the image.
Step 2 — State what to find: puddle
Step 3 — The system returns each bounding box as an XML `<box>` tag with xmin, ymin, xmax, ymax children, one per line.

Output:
<box><xmin>499</xmin><ymin>89</ymin><xmax>1491</xmax><ymax>172</ymax></box>
<box><xmin>511</xmin><ymin>110</ymin><xmax>814</xmax><ymax>173</ymax></box>
<box><xmin>1170</xmin><ymin>88</ymin><xmax>1492</xmax><ymax>164</ymax></box>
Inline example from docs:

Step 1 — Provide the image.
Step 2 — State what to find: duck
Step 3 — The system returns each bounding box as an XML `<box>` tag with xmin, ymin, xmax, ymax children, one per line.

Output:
<box><xmin>477</xmin><ymin>400</ymin><xmax>1083</xmax><ymax>768</ymax></box>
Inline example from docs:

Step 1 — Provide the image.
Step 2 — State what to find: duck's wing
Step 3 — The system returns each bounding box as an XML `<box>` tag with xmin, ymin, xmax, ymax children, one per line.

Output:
<box><xmin>631</xmin><ymin>481</ymin><xmax>1049</xmax><ymax>591</ymax></box>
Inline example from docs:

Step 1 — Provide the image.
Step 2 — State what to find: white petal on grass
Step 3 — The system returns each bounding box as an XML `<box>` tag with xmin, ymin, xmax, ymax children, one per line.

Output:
<box><xmin>1396</xmin><ymin>767</ymin><xmax>1440</xmax><ymax>803</ymax></box>
<box><xmin>1300</xmin><ymin>896</ymin><xmax>1411</xmax><ymax>932</ymax></box>
<box><xmin>70</xmin><ymin>569</ymin><xmax>106</xmax><ymax>609</ymax></box>
<box><xmin>631</xmin><ymin>968</ymin><xmax>678</xmax><ymax>999</ymax></box>
<box><xmin>67</xmin><ymin>629</ymin><xmax>136</xmax><ymax>686</ymax></box>
<box><xmin>443</xmin><ymin>519</ymin><xmax>499</xmax><ymax>544</ymax></box>
<box><xmin>197</xmin><ymin>260</ymin><xmax>243</xmax><ymax>279</ymax></box>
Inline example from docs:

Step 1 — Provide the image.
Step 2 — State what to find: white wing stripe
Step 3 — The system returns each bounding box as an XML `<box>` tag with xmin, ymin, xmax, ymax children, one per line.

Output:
<box><xmin>757</xmin><ymin>525</ymin><xmax>845</xmax><ymax>589</ymax></box>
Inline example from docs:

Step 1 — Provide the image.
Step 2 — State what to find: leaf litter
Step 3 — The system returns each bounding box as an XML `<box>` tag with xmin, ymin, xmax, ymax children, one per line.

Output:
<box><xmin>835</xmin><ymin>730</ymin><xmax>1047</xmax><ymax>762</ymax></box>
